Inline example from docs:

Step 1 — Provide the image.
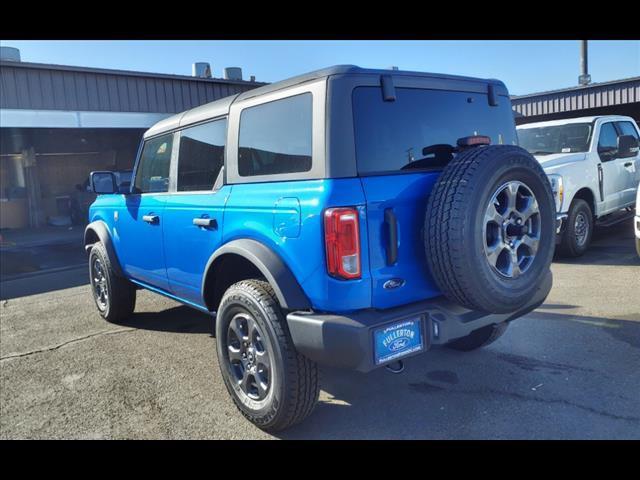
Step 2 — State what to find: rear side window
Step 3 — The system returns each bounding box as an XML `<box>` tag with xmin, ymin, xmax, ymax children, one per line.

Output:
<box><xmin>238</xmin><ymin>93</ymin><xmax>312</xmax><ymax>177</ymax></box>
<box><xmin>352</xmin><ymin>87</ymin><xmax>517</xmax><ymax>174</ymax></box>
<box><xmin>134</xmin><ymin>133</ymin><xmax>173</xmax><ymax>193</ymax></box>
<box><xmin>177</xmin><ymin>119</ymin><xmax>226</xmax><ymax>191</ymax></box>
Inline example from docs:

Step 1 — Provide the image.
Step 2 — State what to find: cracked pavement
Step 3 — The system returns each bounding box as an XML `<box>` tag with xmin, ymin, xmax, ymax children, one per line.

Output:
<box><xmin>0</xmin><ymin>220</ymin><xmax>639</xmax><ymax>439</ymax></box>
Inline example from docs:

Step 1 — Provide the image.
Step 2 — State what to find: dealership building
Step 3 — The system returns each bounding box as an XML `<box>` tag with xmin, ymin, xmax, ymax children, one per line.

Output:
<box><xmin>511</xmin><ymin>76</ymin><xmax>640</xmax><ymax>125</ymax></box>
<box><xmin>0</xmin><ymin>47</ymin><xmax>264</xmax><ymax>229</ymax></box>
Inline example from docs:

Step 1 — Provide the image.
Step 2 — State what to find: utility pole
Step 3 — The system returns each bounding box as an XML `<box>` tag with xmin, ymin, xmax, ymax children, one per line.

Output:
<box><xmin>579</xmin><ymin>40</ymin><xmax>591</xmax><ymax>86</ymax></box>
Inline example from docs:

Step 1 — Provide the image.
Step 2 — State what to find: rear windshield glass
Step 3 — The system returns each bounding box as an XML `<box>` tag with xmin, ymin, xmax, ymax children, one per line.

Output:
<box><xmin>352</xmin><ymin>86</ymin><xmax>517</xmax><ymax>174</ymax></box>
<box><xmin>517</xmin><ymin>123</ymin><xmax>593</xmax><ymax>155</ymax></box>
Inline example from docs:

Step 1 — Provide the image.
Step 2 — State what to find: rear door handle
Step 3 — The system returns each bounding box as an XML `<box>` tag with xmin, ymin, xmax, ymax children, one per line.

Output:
<box><xmin>142</xmin><ymin>214</ymin><xmax>159</xmax><ymax>224</ymax></box>
<box><xmin>193</xmin><ymin>217</ymin><xmax>217</xmax><ymax>229</ymax></box>
<box><xmin>624</xmin><ymin>162</ymin><xmax>633</xmax><ymax>167</ymax></box>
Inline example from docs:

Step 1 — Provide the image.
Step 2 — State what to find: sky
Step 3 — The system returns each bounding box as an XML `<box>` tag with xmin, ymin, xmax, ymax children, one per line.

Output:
<box><xmin>2</xmin><ymin>40</ymin><xmax>639</xmax><ymax>96</ymax></box>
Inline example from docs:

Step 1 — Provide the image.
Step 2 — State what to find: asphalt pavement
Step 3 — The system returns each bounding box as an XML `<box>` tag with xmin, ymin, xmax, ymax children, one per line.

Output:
<box><xmin>1</xmin><ymin>220</ymin><xmax>638</xmax><ymax>439</ymax></box>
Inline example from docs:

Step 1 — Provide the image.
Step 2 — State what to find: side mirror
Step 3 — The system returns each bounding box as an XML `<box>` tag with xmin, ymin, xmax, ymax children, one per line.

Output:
<box><xmin>90</xmin><ymin>171</ymin><xmax>117</xmax><ymax>194</ymax></box>
<box><xmin>617</xmin><ymin>135</ymin><xmax>639</xmax><ymax>159</ymax></box>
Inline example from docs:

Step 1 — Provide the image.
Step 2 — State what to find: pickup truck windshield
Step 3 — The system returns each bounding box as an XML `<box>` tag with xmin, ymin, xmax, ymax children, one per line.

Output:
<box><xmin>518</xmin><ymin>123</ymin><xmax>592</xmax><ymax>155</ymax></box>
<box><xmin>352</xmin><ymin>86</ymin><xmax>517</xmax><ymax>174</ymax></box>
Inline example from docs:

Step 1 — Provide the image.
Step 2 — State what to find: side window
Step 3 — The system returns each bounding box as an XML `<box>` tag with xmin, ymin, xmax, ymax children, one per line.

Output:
<box><xmin>238</xmin><ymin>93</ymin><xmax>312</xmax><ymax>177</ymax></box>
<box><xmin>597</xmin><ymin>123</ymin><xmax>618</xmax><ymax>162</ymax></box>
<box><xmin>177</xmin><ymin>119</ymin><xmax>226</xmax><ymax>191</ymax></box>
<box><xmin>616</xmin><ymin>121</ymin><xmax>640</xmax><ymax>141</ymax></box>
<box><xmin>134</xmin><ymin>133</ymin><xmax>173</xmax><ymax>193</ymax></box>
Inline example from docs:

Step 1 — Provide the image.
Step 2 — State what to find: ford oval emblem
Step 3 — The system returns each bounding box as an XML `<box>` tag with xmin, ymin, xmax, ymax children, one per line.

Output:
<box><xmin>383</xmin><ymin>278</ymin><xmax>405</xmax><ymax>290</ymax></box>
<box><xmin>389</xmin><ymin>338</ymin><xmax>410</xmax><ymax>351</ymax></box>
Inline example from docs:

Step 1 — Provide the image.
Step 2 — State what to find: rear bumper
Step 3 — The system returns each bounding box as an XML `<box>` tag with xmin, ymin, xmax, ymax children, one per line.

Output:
<box><xmin>286</xmin><ymin>271</ymin><xmax>552</xmax><ymax>372</ymax></box>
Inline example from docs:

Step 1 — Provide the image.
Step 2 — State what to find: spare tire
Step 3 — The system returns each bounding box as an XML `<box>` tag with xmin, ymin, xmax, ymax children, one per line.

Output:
<box><xmin>425</xmin><ymin>145</ymin><xmax>555</xmax><ymax>314</ymax></box>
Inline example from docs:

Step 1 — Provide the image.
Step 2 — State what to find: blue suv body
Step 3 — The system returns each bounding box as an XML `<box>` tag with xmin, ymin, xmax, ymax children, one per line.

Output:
<box><xmin>86</xmin><ymin>66</ymin><xmax>555</xmax><ymax>431</ymax></box>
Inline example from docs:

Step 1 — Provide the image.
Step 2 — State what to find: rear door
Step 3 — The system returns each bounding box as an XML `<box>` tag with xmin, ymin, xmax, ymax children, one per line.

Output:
<box><xmin>352</xmin><ymin>84</ymin><xmax>518</xmax><ymax>309</ymax></box>
<box><xmin>163</xmin><ymin>118</ymin><xmax>230</xmax><ymax>306</ymax></box>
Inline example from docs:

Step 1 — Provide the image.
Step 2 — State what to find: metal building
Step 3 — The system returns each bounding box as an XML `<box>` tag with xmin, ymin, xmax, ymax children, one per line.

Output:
<box><xmin>0</xmin><ymin>52</ymin><xmax>264</xmax><ymax>229</ymax></box>
<box><xmin>511</xmin><ymin>76</ymin><xmax>640</xmax><ymax>126</ymax></box>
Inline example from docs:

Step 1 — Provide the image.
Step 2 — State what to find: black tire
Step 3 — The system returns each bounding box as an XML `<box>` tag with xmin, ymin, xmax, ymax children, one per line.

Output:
<box><xmin>88</xmin><ymin>242</ymin><xmax>136</xmax><ymax>323</ymax></box>
<box><xmin>215</xmin><ymin>279</ymin><xmax>319</xmax><ymax>432</ymax></box>
<box><xmin>425</xmin><ymin>145</ymin><xmax>556</xmax><ymax>314</ymax></box>
<box><xmin>445</xmin><ymin>322</ymin><xmax>509</xmax><ymax>352</ymax></box>
<box><xmin>558</xmin><ymin>198</ymin><xmax>593</xmax><ymax>258</ymax></box>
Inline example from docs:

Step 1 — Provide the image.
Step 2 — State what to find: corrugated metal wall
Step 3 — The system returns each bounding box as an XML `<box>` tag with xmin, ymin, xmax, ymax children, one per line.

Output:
<box><xmin>511</xmin><ymin>77</ymin><xmax>640</xmax><ymax>118</ymax></box>
<box><xmin>0</xmin><ymin>62</ymin><xmax>262</xmax><ymax>113</ymax></box>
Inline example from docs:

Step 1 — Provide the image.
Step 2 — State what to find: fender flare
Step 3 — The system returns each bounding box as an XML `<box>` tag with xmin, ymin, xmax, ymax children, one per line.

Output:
<box><xmin>84</xmin><ymin>220</ymin><xmax>124</xmax><ymax>276</ymax></box>
<box><xmin>202</xmin><ymin>238</ymin><xmax>311</xmax><ymax>311</ymax></box>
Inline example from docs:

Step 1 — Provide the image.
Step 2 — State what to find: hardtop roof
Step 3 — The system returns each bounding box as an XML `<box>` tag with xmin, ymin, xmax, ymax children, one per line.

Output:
<box><xmin>144</xmin><ymin>65</ymin><xmax>508</xmax><ymax>139</ymax></box>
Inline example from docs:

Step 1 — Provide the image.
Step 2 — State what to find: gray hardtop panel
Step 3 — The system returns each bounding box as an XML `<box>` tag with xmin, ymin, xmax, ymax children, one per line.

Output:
<box><xmin>144</xmin><ymin>112</ymin><xmax>185</xmax><ymax>139</ymax></box>
<box><xmin>143</xmin><ymin>94</ymin><xmax>237</xmax><ymax>139</ymax></box>
<box><xmin>234</xmin><ymin>64</ymin><xmax>508</xmax><ymax>102</ymax></box>
<box><xmin>178</xmin><ymin>94</ymin><xmax>237</xmax><ymax>127</ymax></box>
<box><xmin>143</xmin><ymin>65</ymin><xmax>508</xmax><ymax>140</ymax></box>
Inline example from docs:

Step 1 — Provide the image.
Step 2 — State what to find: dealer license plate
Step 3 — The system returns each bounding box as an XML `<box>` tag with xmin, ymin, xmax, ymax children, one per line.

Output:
<box><xmin>374</xmin><ymin>317</ymin><xmax>424</xmax><ymax>365</ymax></box>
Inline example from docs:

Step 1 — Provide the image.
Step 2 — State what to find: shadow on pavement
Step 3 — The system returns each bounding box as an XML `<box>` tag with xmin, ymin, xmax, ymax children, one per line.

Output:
<box><xmin>0</xmin><ymin>266</ymin><xmax>89</xmax><ymax>300</ymax></box>
<box><xmin>553</xmin><ymin>219</ymin><xmax>639</xmax><ymax>267</ymax></box>
<box><xmin>118</xmin><ymin>305</ymin><xmax>214</xmax><ymax>335</ymax></box>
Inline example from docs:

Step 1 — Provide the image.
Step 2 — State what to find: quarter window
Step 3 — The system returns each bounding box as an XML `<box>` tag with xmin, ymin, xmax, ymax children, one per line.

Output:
<box><xmin>134</xmin><ymin>133</ymin><xmax>173</xmax><ymax>193</ymax></box>
<box><xmin>177</xmin><ymin>119</ymin><xmax>226</xmax><ymax>191</ymax></box>
<box><xmin>238</xmin><ymin>93</ymin><xmax>312</xmax><ymax>177</ymax></box>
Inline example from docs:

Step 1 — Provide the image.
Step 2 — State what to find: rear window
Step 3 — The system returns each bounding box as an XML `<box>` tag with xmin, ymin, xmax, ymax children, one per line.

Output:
<box><xmin>352</xmin><ymin>87</ymin><xmax>517</xmax><ymax>174</ymax></box>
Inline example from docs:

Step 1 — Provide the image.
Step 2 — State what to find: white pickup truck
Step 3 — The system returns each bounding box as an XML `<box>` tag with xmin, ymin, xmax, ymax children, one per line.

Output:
<box><xmin>517</xmin><ymin>115</ymin><xmax>640</xmax><ymax>256</ymax></box>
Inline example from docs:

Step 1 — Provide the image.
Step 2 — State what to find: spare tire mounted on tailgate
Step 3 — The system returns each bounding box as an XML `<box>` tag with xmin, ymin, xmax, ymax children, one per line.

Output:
<box><xmin>425</xmin><ymin>145</ymin><xmax>555</xmax><ymax>314</ymax></box>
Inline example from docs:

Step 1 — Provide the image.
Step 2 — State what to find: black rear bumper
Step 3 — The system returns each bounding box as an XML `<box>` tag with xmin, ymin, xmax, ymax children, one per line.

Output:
<box><xmin>286</xmin><ymin>271</ymin><xmax>552</xmax><ymax>372</ymax></box>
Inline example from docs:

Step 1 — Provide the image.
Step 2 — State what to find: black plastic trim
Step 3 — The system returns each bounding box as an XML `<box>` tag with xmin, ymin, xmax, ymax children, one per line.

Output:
<box><xmin>287</xmin><ymin>270</ymin><xmax>552</xmax><ymax>372</ymax></box>
<box><xmin>83</xmin><ymin>221</ymin><xmax>124</xmax><ymax>276</ymax></box>
<box><xmin>202</xmin><ymin>238</ymin><xmax>311</xmax><ymax>311</ymax></box>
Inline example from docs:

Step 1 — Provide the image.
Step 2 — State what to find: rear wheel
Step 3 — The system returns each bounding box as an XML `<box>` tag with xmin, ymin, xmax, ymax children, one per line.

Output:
<box><xmin>558</xmin><ymin>198</ymin><xmax>593</xmax><ymax>257</ymax></box>
<box><xmin>446</xmin><ymin>323</ymin><xmax>509</xmax><ymax>351</ymax></box>
<box><xmin>89</xmin><ymin>242</ymin><xmax>136</xmax><ymax>323</ymax></box>
<box><xmin>215</xmin><ymin>279</ymin><xmax>319</xmax><ymax>432</ymax></box>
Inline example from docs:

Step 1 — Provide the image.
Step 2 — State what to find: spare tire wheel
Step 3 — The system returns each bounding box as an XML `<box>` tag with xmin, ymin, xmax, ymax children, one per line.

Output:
<box><xmin>425</xmin><ymin>145</ymin><xmax>555</xmax><ymax>314</ymax></box>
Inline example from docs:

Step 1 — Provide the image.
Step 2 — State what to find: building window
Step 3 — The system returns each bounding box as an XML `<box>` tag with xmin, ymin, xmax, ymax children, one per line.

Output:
<box><xmin>238</xmin><ymin>93</ymin><xmax>312</xmax><ymax>177</ymax></box>
<box><xmin>177</xmin><ymin>119</ymin><xmax>226</xmax><ymax>191</ymax></box>
<box><xmin>134</xmin><ymin>133</ymin><xmax>173</xmax><ymax>193</ymax></box>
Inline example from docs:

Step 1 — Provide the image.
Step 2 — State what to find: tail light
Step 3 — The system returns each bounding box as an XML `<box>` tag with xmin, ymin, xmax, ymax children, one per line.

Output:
<box><xmin>324</xmin><ymin>207</ymin><xmax>361</xmax><ymax>279</ymax></box>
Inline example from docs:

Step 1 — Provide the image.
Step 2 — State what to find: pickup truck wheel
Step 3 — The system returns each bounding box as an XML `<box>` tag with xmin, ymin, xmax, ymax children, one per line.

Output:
<box><xmin>446</xmin><ymin>322</ymin><xmax>509</xmax><ymax>351</ymax></box>
<box><xmin>425</xmin><ymin>145</ymin><xmax>556</xmax><ymax>314</ymax></box>
<box><xmin>215</xmin><ymin>279</ymin><xmax>319</xmax><ymax>432</ymax></box>
<box><xmin>89</xmin><ymin>242</ymin><xmax>136</xmax><ymax>323</ymax></box>
<box><xmin>558</xmin><ymin>199</ymin><xmax>593</xmax><ymax>257</ymax></box>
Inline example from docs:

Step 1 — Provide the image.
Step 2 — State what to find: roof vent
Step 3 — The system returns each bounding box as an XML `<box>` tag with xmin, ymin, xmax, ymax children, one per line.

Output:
<box><xmin>192</xmin><ymin>62</ymin><xmax>212</xmax><ymax>78</ymax></box>
<box><xmin>388</xmin><ymin>66</ymin><xmax>399</xmax><ymax>71</ymax></box>
<box><xmin>224</xmin><ymin>67</ymin><xmax>243</xmax><ymax>81</ymax></box>
<box><xmin>0</xmin><ymin>46</ymin><xmax>21</xmax><ymax>62</ymax></box>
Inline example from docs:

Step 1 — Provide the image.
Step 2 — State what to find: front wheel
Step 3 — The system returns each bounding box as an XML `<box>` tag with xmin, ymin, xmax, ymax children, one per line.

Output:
<box><xmin>559</xmin><ymin>199</ymin><xmax>593</xmax><ymax>257</ymax></box>
<box><xmin>215</xmin><ymin>279</ymin><xmax>319</xmax><ymax>432</ymax></box>
<box><xmin>89</xmin><ymin>242</ymin><xmax>136</xmax><ymax>323</ymax></box>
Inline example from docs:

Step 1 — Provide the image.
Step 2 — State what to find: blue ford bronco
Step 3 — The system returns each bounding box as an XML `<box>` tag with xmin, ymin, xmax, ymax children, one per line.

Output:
<box><xmin>86</xmin><ymin>65</ymin><xmax>555</xmax><ymax>431</ymax></box>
